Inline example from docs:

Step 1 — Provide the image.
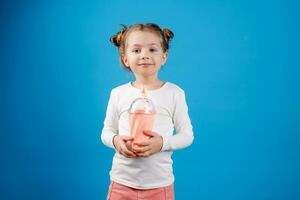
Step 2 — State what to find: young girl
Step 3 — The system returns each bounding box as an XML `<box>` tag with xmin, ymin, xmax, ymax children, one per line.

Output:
<box><xmin>101</xmin><ymin>23</ymin><xmax>194</xmax><ymax>200</ymax></box>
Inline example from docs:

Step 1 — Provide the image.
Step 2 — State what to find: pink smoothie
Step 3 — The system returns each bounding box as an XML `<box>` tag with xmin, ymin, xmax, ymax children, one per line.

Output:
<box><xmin>129</xmin><ymin>110</ymin><xmax>155</xmax><ymax>147</ymax></box>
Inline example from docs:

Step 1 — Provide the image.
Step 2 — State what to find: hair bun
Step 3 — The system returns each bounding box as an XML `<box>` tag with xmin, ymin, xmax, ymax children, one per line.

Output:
<box><xmin>162</xmin><ymin>28</ymin><xmax>174</xmax><ymax>43</ymax></box>
<box><xmin>110</xmin><ymin>24</ymin><xmax>128</xmax><ymax>47</ymax></box>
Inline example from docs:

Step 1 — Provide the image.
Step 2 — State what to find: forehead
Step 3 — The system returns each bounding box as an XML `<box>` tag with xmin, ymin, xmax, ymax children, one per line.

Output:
<box><xmin>126</xmin><ymin>31</ymin><xmax>162</xmax><ymax>47</ymax></box>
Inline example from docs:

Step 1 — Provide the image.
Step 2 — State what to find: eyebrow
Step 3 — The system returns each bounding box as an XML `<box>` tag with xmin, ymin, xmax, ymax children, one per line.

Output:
<box><xmin>130</xmin><ymin>43</ymin><xmax>159</xmax><ymax>47</ymax></box>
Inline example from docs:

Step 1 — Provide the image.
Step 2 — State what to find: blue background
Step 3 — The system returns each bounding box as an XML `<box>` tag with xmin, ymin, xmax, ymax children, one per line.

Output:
<box><xmin>1</xmin><ymin>0</ymin><xmax>300</xmax><ymax>199</ymax></box>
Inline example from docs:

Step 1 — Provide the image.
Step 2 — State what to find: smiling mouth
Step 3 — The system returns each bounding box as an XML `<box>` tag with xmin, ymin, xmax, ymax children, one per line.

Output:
<box><xmin>138</xmin><ymin>63</ymin><xmax>153</xmax><ymax>66</ymax></box>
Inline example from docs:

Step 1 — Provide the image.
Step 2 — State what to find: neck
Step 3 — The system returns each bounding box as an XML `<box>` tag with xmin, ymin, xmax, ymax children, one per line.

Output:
<box><xmin>132</xmin><ymin>76</ymin><xmax>164</xmax><ymax>90</ymax></box>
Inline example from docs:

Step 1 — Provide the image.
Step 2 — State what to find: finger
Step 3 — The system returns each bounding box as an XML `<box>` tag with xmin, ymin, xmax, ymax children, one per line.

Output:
<box><xmin>122</xmin><ymin>151</ymin><xmax>136</xmax><ymax>158</ymax></box>
<box><xmin>133</xmin><ymin>140</ymin><xmax>149</xmax><ymax>146</ymax></box>
<box><xmin>120</xmin><ymin>150</ymin><xmax>136</xmax><ymax>158</ymax></box>
<box><xmin>143</xmin><ymin>130</ymin><xmax>157</xmax><ymax>137</ymax></box>
<box><xmin>132</xmin><ymin>146</ymin><xmax>150</xmax><ymax>154</ymax></box>
<box><xmin>120</xmin><ymin>145</ymin><xmax>136</xmax><ymax>157</ymax></box>
<box><xmin>120</xmin><ymin>149</ymin><xmax>136</xmax><ymax>158</ymax></box>
<box><xmin>124</xmin><ymin>148</ymin><xmax>136</xmax><ymax>157</ymax></box>
<box><xmin>121</xmin><ymin>136</ymin><xmax>134</xmax><ymax>142</ymax></box>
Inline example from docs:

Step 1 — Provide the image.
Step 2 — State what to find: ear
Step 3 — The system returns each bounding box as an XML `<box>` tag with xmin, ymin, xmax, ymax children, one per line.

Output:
<box><xmin>121</xmin><ymin>54</ymin><xmax>130</xmax><ymax>68</ymax></box>
<box><xmin>162</xmin><ymin>51</ymin><xmax>169</xmax><ymax>65</ymax></box>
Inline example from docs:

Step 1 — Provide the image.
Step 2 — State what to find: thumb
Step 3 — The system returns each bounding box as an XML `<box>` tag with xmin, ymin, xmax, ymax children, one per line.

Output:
<box><xmin>143</xmin><ymin>130</ymin><xmax>157</xmax><ymax>137</ymax></box>
<box><xmin>122</xmin><ymin>136</ymin><xmax>134</xmax><ymax>142</ymax></box>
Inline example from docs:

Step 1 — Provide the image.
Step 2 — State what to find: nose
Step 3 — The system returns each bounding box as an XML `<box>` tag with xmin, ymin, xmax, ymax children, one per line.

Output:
<box><xmin>141</xmin><ymin>50</ymin><xmax>150</xmax><ymax>60</ymax></box>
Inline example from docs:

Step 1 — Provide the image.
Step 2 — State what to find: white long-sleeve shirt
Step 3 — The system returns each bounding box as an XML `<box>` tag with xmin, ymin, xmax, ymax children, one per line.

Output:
<box><xmin>101</xmin><ymin>82</ymin><xmax>194</xmax><ymax>189</ymax></box>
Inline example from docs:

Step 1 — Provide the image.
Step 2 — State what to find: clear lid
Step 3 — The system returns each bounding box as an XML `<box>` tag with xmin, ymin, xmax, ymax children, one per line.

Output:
<box><xmin>128</xmin><ymin>97</ymin><xmax>156</xmax><ymax>114</ymax></box>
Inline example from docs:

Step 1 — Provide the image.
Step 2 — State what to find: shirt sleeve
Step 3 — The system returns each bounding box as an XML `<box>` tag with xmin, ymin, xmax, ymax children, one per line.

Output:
<box><xmin>101</xmin><ymin>89</ymin><xmax>119</xmax><ymax>149</ymax></box>
<box><xmin>161</xmin><ymin>91</ymin><xmax>194</xmax><ymax>151</ymax></box>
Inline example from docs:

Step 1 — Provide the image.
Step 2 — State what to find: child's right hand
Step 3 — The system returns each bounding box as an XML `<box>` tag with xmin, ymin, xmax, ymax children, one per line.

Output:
<box><xmin>113</xmin><ymin>135</ymin><xmax>136</xmax><ymax>158</ymax></box>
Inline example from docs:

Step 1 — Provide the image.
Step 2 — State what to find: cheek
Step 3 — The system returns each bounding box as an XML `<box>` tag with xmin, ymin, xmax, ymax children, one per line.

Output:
<box><xmin>123</xmin><ymin>55</ymin><xmax>133</xmax><ymax>66</ymax></box>
<box><xmin>160</xmin><ymin>56</ymin><xmax>166</xmax><ymax>62</ymax></box>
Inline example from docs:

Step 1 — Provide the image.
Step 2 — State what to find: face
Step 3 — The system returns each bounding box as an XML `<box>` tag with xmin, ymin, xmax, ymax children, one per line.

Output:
<box><xmin>122</xmin><ymin>31</ymin><xmax>168</xmax><ymax>79</ymax></box>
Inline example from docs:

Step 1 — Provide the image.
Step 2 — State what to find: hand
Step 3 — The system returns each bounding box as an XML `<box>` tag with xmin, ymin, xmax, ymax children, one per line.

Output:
<box><xmin>113</xmin><ymin>135</ymin><xmax>136</xmax><ymax>158</ymax></box>
<box><xmin>132</xmin><ymin>130</ymin><xmax>163</xmax><ymax>157</ymax></box>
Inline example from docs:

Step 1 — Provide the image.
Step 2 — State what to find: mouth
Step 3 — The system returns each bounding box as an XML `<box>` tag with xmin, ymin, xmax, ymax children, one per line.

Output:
<box><xmin>138</xmin><ymin>63</ymin><xmax>153</xmax><ymax>67</ymax></box>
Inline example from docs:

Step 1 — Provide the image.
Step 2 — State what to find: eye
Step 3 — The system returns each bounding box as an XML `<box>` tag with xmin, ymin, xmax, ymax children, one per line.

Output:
<box><xmin>149</xmin><ymin>48</ymin><xmax>157</xmax><ymax>52</ymax></box>
<box><xmin>132</xmin><ymin>49</ymin><xmax>141</xmax><ymax>53</ymax></box>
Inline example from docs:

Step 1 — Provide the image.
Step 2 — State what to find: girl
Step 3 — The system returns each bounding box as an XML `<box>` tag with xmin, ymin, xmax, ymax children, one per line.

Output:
<box><xmin>101</xmin><ymin>23</ymin><xmax>194</xmax><ymax>200</ymax></box>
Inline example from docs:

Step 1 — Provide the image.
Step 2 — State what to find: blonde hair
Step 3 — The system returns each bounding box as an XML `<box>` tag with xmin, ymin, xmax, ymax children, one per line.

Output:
<box><xmin>110</xmin><ymin>23</ymin><xmax>174</xmax><ymax>69</ymax></box>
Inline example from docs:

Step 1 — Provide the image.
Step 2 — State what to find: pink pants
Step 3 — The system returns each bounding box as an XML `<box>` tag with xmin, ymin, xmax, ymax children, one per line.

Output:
<box><xmin>106</xmin><ymin>181</ymin><xmax>175</xmax><ymax>200</ymax></box>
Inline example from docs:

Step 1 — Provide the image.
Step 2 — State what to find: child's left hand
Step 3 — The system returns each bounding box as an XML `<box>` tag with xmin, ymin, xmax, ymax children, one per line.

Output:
<box><xmin>132</xmin><ymin>130</ymin><xmax>163</xmax><ymax>157</ymax></box>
